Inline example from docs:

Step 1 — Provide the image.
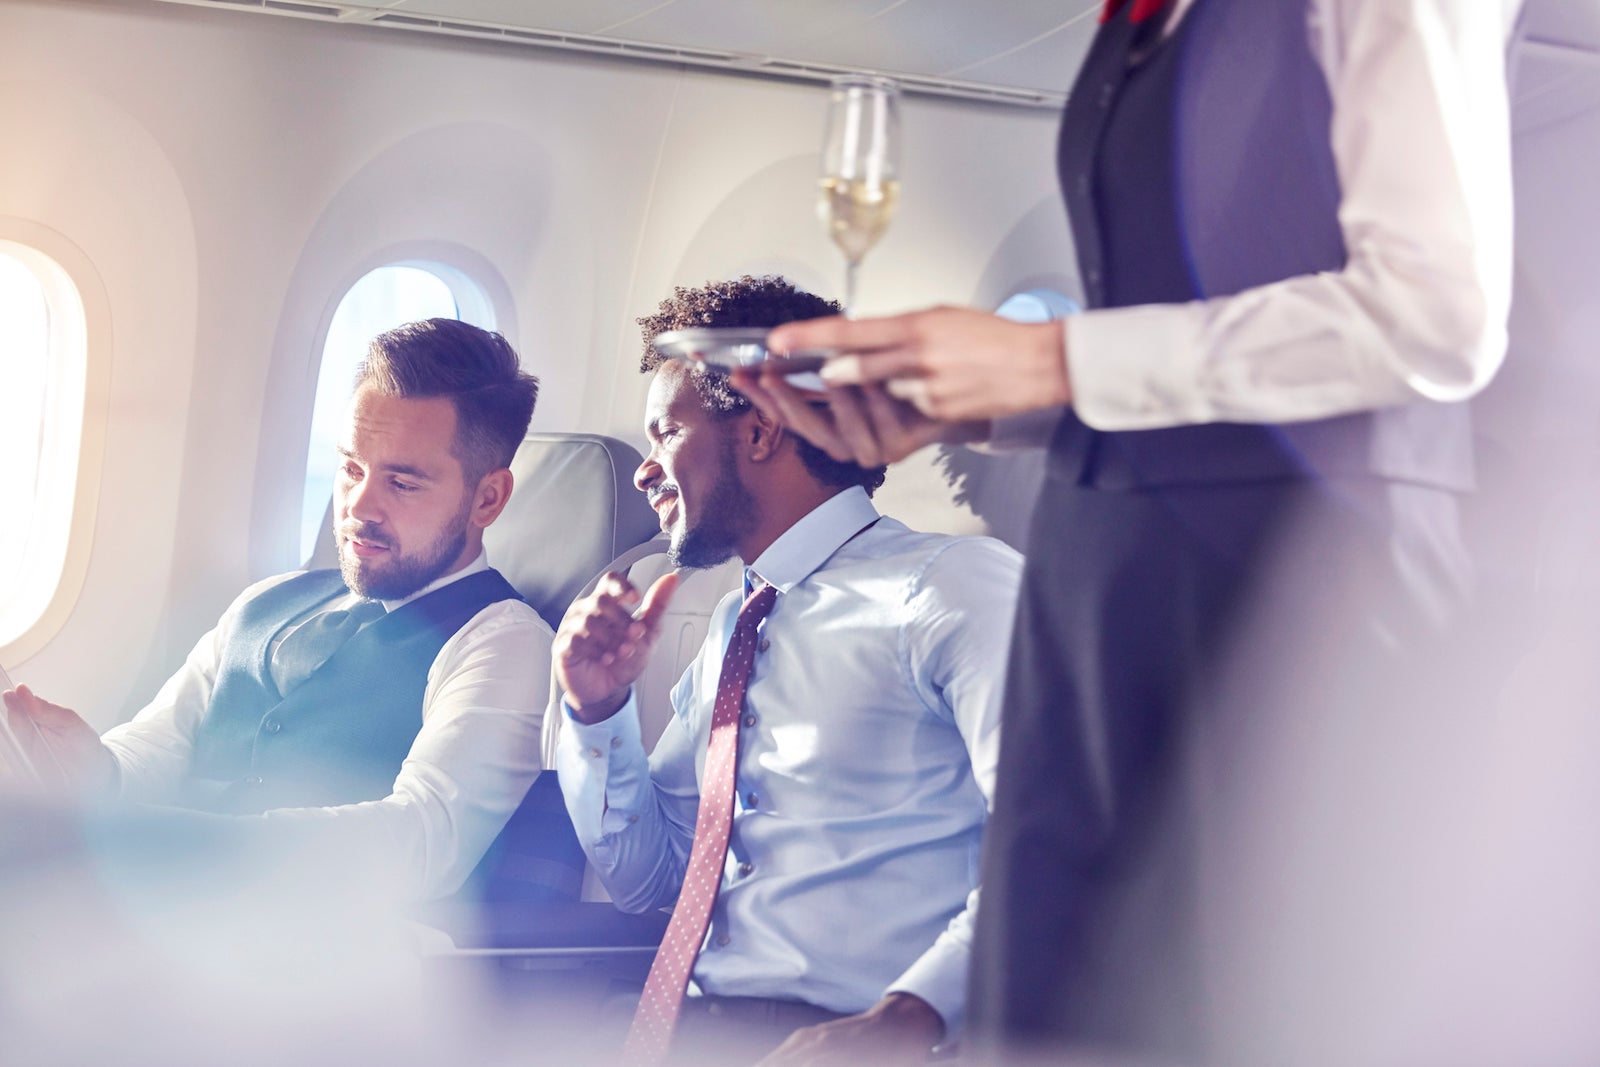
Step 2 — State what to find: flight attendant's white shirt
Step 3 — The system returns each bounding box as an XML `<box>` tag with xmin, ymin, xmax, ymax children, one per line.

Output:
<box><xmin>1046</xmin><ymin>0</ymin><xmax>1523</xmax><ymax>434</ymax></box>
<box><xmin>101</xmin><ymin>551</ymin><xmax>553</xmax><ymax>901</ymax></box>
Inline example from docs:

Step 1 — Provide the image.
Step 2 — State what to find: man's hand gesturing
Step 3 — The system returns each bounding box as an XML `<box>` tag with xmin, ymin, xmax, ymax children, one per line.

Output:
<box><xmin>553</xmin><ymin>571</ymin><xmax>681</xmax><ymax>724</ymax></box>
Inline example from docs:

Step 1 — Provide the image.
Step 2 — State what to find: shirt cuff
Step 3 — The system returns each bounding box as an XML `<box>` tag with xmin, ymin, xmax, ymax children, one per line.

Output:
<box><xmin>885</xmin><ymin>940</ymin><xmax>968</xmax><ymax>1040</ymax></box>
<box><xmin>1066</xmin><ymin>303</ymin><xmax>1211</xmax><ymax>430</ymax></box>
<box><xmin>555</xmin><ymin>694</ymin><xmax>653</xmax><ymax>847</ymax></box>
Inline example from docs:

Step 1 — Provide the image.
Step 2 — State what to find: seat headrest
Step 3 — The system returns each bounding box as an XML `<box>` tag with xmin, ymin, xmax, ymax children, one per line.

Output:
<box><xmin>484</xmin><ymin>432</ymin><xmax>660</xmax><ymax>627</ymax></box>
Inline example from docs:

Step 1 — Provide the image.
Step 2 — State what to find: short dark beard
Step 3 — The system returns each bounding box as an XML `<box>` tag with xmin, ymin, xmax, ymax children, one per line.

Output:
<box><xmin>669</xmin><ymin>432</ymin><xmax>756</xmax><ymax>570</ymax></box>
<box><xmin>339</xmin><ymin>497</ymin><xmax>472</xmax><ymax>600</ymax></box>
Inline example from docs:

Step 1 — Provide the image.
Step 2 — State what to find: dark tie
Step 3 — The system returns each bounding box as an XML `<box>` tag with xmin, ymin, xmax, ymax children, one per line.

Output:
<box><xmin>1101</xmin><ymin>0</ymin><xmax>1170</xmax><ymax>23</ymax></box>
<box><xmin>270</xmin><ymin>599</ymin><xmax>386</xmax><ymax>695</ymax></box>
<box><xmin>622</xmin><ymin>582</ymin><xmax>779</xmax><ymax>1065</ymax></box>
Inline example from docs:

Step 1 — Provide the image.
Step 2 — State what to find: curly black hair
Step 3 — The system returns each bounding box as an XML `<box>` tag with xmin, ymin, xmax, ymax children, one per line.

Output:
<box><xmin>638</xmin><ymin>275</ymin><xmax>888</xmax><ymax>495</ymax></box>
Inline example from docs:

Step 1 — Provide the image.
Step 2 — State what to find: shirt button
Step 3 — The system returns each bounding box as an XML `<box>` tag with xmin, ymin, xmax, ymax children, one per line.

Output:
<box><xmin>610</xmin><ymin>737</ymin><xmax>623</xmax><ymax>749</ymax></box>
<box><xmin>1099</xmin><ymin>81</ymin><xmax>1115</xmax><ymax>109</ymax></box>
<box><xmin>758</xmin><ymin>638</ymin><xmax>771</xmax><ymax>652</ymax></box>
<box><xmin>715</xmin><ymin>934</ymin><xmax>731</xmax><ymax>947</ymax></box>
<box><xmin>627</xmin><ymin>814</ymin><xmax>639</xmax><ymax>824</ymax></box>
<box><xmin>263</xmin><ymin>720</ymin><xmax>281</xmax><ymax>734</ymax></box>
<box><xmin>738</xmin><ymin>862</ymin><xmax>753</xmax><ymax>877</ymax></box>
<box><xmin>743</xmin><ymin>714</ymin><xmax>756</xmax><ymax>728</ymax></box>
<box><xmin>745</xmin><ymin>792</ymin><xmax>758</xmax><ymax>808</ymax></box>
<box><xmin>587</xmin><ymin>747</ymin><xmax>603</xmax><ymax>759</ymax></box>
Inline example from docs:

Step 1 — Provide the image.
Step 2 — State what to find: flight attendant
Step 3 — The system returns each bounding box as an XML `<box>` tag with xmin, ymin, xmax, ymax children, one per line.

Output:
<box><xmin>740</xmin><ymin>0</ymin><xmax>1521</xmax><ymax>1059</ymax></box>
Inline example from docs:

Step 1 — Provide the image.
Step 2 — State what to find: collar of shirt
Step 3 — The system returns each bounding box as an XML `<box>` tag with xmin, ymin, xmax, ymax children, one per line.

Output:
<box><xmin>744</xmin><ymin>487</ymin><xmax>879</xmax><ymax>595</ymax></box>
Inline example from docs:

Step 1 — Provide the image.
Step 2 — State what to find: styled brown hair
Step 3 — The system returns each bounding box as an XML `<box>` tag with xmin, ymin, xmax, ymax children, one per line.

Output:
<box><xmin>357</xmin><ymin>318</ymin><xmax>538</xmax><ymax>484</ymax></box>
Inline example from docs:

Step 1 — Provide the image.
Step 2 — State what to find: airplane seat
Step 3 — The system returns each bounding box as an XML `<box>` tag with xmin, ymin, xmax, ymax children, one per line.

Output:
<box><xmin>541</xmin><ymin>540</ymin><xmax>744</xmax><ymax>767</ymax></box>
<box><xmin>312</xmin><ymin>431</ymin><xmax>662</xmax><ymax>904</ymax></box>
<box><xmin>459</xmin><ymin>432</ymin><xmax>662</xmax><ymax>903</ymax></box>
<box><xmin>540</xmin><ymin>538</ymin><xmax>745</xmax><ymax>901</ymax></box>
<box><xmin>427</xmin><ymin>531</ymin><xmax>740</xmax><ymax>1000</ymax></box>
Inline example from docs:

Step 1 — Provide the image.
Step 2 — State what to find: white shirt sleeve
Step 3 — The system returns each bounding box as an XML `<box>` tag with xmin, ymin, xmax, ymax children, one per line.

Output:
<box><xmin>103</xmin><ymin>581</ymin><xmax>555</xmax><ymax>902</ymax></box>
<box><xmin>254</xmin><ymin>600</ymin><xmax>554</xmax><ymax>901</ymax></box>
<box><xmin>1066</xmin><ymin>0</ymin><xmax>1518</xmax><ymax>430</ymax></box>
<box><xmin>103</xmin><ymin>572</ymin><xmax>299</xmax><ymax>803</ymax></box>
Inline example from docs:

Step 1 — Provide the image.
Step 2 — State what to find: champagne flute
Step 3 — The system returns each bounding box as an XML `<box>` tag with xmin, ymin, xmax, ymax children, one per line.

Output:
<box><xmin>818</xmin><ymin>75</ymin><xmax>901</xmax><ymax>316</ymax></box>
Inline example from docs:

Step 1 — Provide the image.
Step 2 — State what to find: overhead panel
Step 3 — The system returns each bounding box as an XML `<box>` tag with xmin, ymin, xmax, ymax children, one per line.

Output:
<box><xmin>144</xmin><ymin>0</ymin><xmax>1088</xmax><ymax>108</ymax></box>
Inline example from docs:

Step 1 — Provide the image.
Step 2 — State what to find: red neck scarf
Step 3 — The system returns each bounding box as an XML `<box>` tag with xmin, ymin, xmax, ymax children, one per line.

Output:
<box><xmin>1100</xmin><ymin>0</ymin><xmax>1170</xmax><ymax>24</ymax></box>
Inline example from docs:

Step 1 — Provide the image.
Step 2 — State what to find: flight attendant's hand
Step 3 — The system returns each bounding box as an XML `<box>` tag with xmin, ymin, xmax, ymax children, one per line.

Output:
<box><xmin>1</xmin><ymin>685</ymin><xmax>119</xmax><ymax>796</ymax></box>
<box><xmin>553</xmin><ymin>571</ymin><xmax>680</xmax><ymax>724</ymax></box>
<box><xmin>730</xmin><ymin>368</ymin><xmax>985</xmax><ymax>468</ymax></box>
<box><xmin>752</xmin><ymin>306</ymin><xmax>1070</xmax><ymax>466</ymax></box>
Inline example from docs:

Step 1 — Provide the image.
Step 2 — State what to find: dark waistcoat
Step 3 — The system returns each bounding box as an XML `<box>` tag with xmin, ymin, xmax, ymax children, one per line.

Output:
<box><xmin>1052</xmin><ymin>0</ymin><xmax>1473</xmax><ymax>491</ymax></box>
<box><xmin>188</xmin><ymin>568</ymin><xmax>521</xmax><ymax>813</ymax></box>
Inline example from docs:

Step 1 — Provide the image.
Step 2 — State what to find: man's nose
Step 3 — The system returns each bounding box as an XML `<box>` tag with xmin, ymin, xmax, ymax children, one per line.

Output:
<box><xmin>634</xmin><ymin>454</ymin><xmax>660</xmax><ymax>493</ymax></box>
<box><xmin>343</xmin><ymin>477</ymin><xmax>383</xmax><ymax>523</ymax></box>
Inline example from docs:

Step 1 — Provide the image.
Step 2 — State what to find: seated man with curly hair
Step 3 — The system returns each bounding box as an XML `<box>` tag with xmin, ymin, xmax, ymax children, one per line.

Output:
<box><xmin>552</xmin><ymin>276</ymin><xmax>1022</xmax><ymax>1065</ymax></box>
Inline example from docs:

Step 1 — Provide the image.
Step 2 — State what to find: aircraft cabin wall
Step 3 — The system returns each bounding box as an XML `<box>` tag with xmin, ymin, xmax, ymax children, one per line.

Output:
<box><xmin>0</xmin><ymin>0</ymin><xmax>1070</xmax><ymax>728</ymax></box>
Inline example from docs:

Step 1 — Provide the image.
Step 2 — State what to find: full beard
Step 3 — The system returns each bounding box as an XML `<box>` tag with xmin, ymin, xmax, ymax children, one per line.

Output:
<box><xmin>669</xmin><ymin>439</ymin><xmax>756</xmax><ymax>570</ymax></box>
<box><xmin>339</xmin><ymin>501</ymin><xmax>472</xmax><ymax>600</ymax></box>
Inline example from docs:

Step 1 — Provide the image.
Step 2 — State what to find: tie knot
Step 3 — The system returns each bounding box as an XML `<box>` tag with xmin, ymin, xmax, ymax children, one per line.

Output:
<box><xmin>738</xmin><ymin>583</ymin><xmax>778</xmax><ymax>630</ymax></box>
<box><xmin>341</xmin><ymin>599</ymin><xmax>387</xmax><ymax>626</ymax></box>
<box><xmin>271</xmin><ymin>597</ymin><xmax>387</xmax><ymax>695</ymax></box>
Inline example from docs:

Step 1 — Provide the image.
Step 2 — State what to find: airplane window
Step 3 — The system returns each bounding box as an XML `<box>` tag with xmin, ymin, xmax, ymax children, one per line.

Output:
<box><xmin>996</xmin><ymin>288</ymin><xmax>1082</xmax><ymax>323</ymax></box>
<box><xmin>300</xmin><ymin>263</ymin><xmax>492</xmax><ymax>561</ymax></box>
<box><xmin>0</xmin><ymin>243</ymin><xmax>87</xmax><ymax>649</ymax></box>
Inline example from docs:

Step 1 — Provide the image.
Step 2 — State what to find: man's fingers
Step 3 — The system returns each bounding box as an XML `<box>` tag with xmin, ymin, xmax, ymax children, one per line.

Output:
<box><xmin>4</xmin><ymin>685</ymin><xmax>76</xmax><ymax>729</ymax></box>
<box><xmin>634</xmin><ymin>571</ymin><xmax>681</xmax><ymax>630</ymax></box>
<box><xmin>766</xmin><ymin>313</ymin><xmax>916</xmax><ymax>358</ymax></box>
<box><xmin>824</xmin><ymin>385</ymin><xmax>886</xmax><ymax>468</ymax></box>
<box><xmin>743</xmin><ymin>371</ymin><xmax>857</xmax><ymax>462</ymax></box>
<box><xmin>818</xmin><ymin>347</ymin><xmax>927</xmax><ymax>388</ymax></box>
<box><xmin>596</xmin><ymin>570</ymin><xmax>642</xmax><ymax>609</ymax></box>
<box><xmin>860</xmin><ymin>384</ymin><xmax>947</xmax><ymax>463</ymax></box>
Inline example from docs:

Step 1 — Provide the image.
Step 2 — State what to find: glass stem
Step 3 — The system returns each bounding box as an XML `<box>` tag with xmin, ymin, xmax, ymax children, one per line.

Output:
<box><xmin>843</xmin><ymin>258</ymin><xmax>860</xmax><ymax>319</ymax></box>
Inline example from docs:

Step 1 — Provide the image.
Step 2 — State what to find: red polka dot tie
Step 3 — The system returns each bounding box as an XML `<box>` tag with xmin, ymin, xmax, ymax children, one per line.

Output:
<box><xmin>622</xmin><ymin>582</ymin><xmax>778</xmax><ymax>1065</ymax></box>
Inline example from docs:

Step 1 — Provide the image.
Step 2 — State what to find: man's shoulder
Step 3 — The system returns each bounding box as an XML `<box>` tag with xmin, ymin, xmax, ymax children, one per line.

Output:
<box><xmin>864</xmin><ymin>518</ymin><xmax>1024</xmax><ymax>574</ymax></box>
<box><xmin>458</xmin><ymin>594</ymin><xmax>553</xmax><ymax>642</ymax></box>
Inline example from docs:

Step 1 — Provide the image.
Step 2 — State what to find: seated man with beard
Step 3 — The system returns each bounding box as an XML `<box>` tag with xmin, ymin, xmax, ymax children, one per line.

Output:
<box><xmin>553</xmin><ymin>277</ymin><xmax>1022</xmax><ymax>1065</ymax></box>
<box><xmin>2</xmin><ymin>318</ymin><xmax>554</xmax><ymax>901</ymax></box>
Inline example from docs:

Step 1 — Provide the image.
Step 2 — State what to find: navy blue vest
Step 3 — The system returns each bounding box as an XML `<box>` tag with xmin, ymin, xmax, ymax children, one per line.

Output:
<box><xmin>189</xmin><ymin>568</ymin><xmax>521</xmax><ymax>813</ymax></box>
<box><xmin>1052</xmin><ymin>0</ymin><xmax>1474</xmax><ymax>491</ymax></box>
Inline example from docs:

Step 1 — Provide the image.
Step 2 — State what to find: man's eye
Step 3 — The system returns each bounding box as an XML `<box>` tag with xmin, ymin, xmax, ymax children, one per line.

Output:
<box><xmin>340</xmin><ymin>463</ymin><xmax>362</xmax><ymax>481</ymax></box>
<box><xmin>392</xmin><ymin>479</ymin><xmax>420</xmax><ymax>493</ymax></box>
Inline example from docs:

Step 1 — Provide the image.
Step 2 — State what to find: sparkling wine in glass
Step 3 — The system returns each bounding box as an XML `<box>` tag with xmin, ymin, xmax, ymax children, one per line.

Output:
<box><xmin>818</xmin><ymin>75</ymin><xmax>900</xmax><ymax>316</ymax></box>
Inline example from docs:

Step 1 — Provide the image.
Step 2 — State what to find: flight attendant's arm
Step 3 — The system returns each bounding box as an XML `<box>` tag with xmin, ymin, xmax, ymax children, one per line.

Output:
<box><xmin>753</xmin><ymin>0</ymin><xmax>1515</xmax><ymax>459</ymax></box>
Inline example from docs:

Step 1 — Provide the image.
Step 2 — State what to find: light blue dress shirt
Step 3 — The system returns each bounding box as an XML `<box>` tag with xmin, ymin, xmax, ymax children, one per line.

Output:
<box><xmin>556</xmin><ymin>487</ymin><xmax>1022</xmax><ymax>1034</ymax></box>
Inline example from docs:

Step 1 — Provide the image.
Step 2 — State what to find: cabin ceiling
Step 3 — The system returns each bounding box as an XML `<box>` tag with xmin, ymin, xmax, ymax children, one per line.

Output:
<box><xmin>146</xmin><ymin>0</ymin><xmax>1104</xmax><ymax>108</ymax></box>
<box><xmin>144</xmin><ymin>0</ymin><xmax>1600</xmax><ymax>116</ymax></box>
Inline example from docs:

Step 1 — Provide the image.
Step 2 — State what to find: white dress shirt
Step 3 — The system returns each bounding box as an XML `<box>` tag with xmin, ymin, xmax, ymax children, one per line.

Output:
<box><xmin>557</xmin><ymin>488</ymin><xmax>1022</xmax><ymax>1035</ymax></box>
<box><xmin>1062</xmin><ymin>0</ymin><xmax>1521</xmax><ymax>431</ymax></box>
<box><xmin>101</xmin><ymin>552</ymin><xmax>554</xmax><ymax>901</ymax></box>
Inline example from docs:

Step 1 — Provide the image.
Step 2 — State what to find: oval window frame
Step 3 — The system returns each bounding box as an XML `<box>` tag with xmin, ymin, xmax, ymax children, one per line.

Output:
<box><xmin>298</xmin><ymin>256</ymin><xmax>502</xmax><ymax>564</ymax></box>
<box><xmin>0</xmin><ymin>223</ymin><xmax>109</xmax><ymax>664</ymax></box>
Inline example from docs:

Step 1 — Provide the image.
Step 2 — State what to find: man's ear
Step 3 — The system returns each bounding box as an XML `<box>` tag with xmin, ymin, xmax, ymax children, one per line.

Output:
<box><xmin>746</xmin><ymin>404</ymin><xmax>786</xmax><ymax>463</ymax></box>
<box><xmin>471</xmin><ymin>468</ymin><xmax>515</xmax><ymax>529</ymax></box>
